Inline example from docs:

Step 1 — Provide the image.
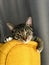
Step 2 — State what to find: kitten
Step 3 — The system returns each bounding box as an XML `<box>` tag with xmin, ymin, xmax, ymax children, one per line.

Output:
<box><xmin>4</xmin><ymin>17</ymin><xmax>43</xmax><ymax>53</ymax></box>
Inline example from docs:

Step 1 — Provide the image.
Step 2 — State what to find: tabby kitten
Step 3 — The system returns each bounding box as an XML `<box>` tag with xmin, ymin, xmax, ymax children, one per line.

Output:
<box><xmin>4</xmin><ymin>17</ymin><xmax>43</xmax><ymax>53</ymax></box>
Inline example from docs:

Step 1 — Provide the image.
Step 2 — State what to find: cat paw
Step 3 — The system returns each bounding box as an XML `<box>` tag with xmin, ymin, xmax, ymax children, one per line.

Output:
<box><xmin>4</xmin><ymin>37</ymin><xmax>13</xmax><ymax>42</ymax></box>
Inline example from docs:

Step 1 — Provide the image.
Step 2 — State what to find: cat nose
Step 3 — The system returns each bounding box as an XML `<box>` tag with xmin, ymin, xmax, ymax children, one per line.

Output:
<box><xmin>23</xmin><ymin>36</ymin><xmax>27</xmax><ymax>41</ymax></box>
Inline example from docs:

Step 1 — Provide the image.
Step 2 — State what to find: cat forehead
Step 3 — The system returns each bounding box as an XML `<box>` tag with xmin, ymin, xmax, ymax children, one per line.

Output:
<box><xmin>12</xmin><ymin>23</ymin><xmax>32</xmax><ymax>33</ymax></box>
<box><xmin>15</xmin><ymin>24</ymin><xmax>25</xmax><ymax>29</ymax></box>
<box><xmin>15</xmin><ymin>24</ymin><xmax>31</xmax><ymax>30</ymax></box>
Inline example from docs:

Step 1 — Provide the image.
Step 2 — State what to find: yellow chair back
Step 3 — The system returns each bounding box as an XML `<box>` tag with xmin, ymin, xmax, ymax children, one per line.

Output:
<box><xmin>0</xmin><ymin>40</ymin><xmax>41</xmax><ymax>65</ymax></box>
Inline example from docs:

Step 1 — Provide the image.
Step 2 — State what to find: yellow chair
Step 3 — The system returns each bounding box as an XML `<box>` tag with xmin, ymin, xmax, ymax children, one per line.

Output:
<box><xmin>0</xmin><ymin>40</ymin><xmax>41</xmax><ymax>65</ymax></box>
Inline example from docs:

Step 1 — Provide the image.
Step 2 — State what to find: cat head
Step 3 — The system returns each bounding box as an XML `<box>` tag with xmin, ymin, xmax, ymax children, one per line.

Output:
<box><xmin>6</xmin><ymin>17</ymin><xmax>33</xmax><ymax>43</ymax></box>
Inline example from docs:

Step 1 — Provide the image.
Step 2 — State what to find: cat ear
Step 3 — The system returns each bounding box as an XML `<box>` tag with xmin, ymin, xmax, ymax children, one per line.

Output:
<box><xmin>26</xmin><ymin>17</ymin><xmax>32</xmax><ymax>26</ymax></box>
<box><xmin>6</xmin><ymin>22</ymin><xmax>14</xmax><ymax>30</ymax></box>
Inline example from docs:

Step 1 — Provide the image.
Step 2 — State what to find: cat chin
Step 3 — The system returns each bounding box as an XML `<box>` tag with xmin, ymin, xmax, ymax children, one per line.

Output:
<box><xmin>24</xmin><ymin>35</ymin><xmax>33</xmax><ymax>44</ymax></box>
<box><xmin>23</xmin><ymin>36</ymin><xmax>33</xmax><ymax>44</ymax></box>
<box><xmin>23</xmin><ymin>39</ymin><xmax>31</xmax><ymax>44</ymax></box>
<box><xmin>23</xmin><ymin>40</ymin><xmax>29</xmax><ymax>44</ymax></box>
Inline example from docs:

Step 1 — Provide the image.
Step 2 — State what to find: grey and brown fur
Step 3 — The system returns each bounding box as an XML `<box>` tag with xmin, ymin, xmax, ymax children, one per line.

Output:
<box><xmin>2</xmin><ymin>17</ymin><xmax>44</xmax><ymax>53</ymax></box>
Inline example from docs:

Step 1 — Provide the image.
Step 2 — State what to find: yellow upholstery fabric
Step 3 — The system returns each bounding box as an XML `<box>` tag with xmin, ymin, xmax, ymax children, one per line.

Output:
<box><xmin>0</xmin><ymin>40</ymin><xmax>41</xmax><ymax>65</ymax></box>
